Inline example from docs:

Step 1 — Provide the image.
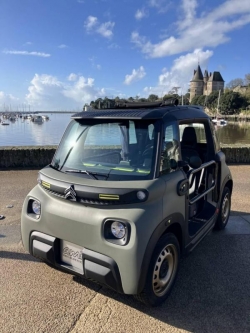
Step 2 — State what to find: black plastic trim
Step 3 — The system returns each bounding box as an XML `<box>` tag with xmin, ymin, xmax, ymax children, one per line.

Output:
<box><xmin>29</xmin><ymin>231</ymin><xmax>123</xmax><ymax>294</ymax></box>
<box><xmin>39</xmin><ymin>172</ymin><xmax>149</xmax><ymax>205</ymax></box>
<box><xmin>137</xmin><ymin>213</ymin><xmax>184</xmax><ymax>294</ymax></box>
<box><xmin>177</xmin><ymin>179</ymin><xmax>189</xmax><ymax>196</ymax></box>
<box><xmin>82</xmin><ymin>248</ymin><xmax>123</xmax><ymax>293</ymax></box>
<box><xmin>103</xmin><ymin>218</ymin><xmax>131</xmax><ymax>246</ymax></box>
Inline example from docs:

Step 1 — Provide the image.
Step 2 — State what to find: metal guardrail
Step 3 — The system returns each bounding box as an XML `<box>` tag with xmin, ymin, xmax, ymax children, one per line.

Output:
<box><xmin>188</xmin><ymin>160</ymin><xmax>216</xmax><ymax>204</ymax></box>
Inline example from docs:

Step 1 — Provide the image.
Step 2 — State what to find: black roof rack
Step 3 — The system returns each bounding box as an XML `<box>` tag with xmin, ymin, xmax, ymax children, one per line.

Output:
<box><xmin>114</xmin><ymin>98</ymin><xmax>178</xmax><ymax>109</ymax></box>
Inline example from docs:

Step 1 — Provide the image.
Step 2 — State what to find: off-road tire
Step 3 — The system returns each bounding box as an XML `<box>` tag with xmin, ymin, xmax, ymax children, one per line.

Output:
<box><xmin>214</xmin><ymin>186</ymin><xmax>231</xmax><ymax>230</ymax></box>
<box><xmin>134</xmin><ymin>233</ymin><xmax>180</xmax><ymax>306</ymax></box>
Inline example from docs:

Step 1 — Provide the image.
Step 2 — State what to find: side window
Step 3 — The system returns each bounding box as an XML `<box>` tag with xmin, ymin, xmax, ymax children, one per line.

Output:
<box><xmin>179</xmin><ymin>123</ymin><xmax>207</xmax><ymax>144</ymax></box>
<box><xmin>129</xmin><ymin>121</ymin><xmax>137</xmax><ymax>144</ymax></box>
<box><xmin>160</xmin><ymin>122</ymin><xmax>180</xmax><ymax>175</ymax></box>
<box><xmin>148</xmin><ymin>124</ymin><xmax>154</xmax><ymax>140</ymax></box>
<box><xmin>179</xmin><ymin>122</ymin><xmax>210</xmax><ymax>163</ymax></box>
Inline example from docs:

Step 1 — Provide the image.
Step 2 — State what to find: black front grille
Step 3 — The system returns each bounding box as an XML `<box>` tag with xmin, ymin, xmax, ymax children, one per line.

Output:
<box><xmin>41</xmin><ymin>184</ymin><xmax>126</xmax><ymax>206</ymax></box>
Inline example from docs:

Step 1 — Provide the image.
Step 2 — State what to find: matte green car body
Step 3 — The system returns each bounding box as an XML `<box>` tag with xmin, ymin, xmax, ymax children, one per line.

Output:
<box><xmin>21</xmin><ymin>104</ymin><xmax>233</xmax><ymax>302</ymax></box>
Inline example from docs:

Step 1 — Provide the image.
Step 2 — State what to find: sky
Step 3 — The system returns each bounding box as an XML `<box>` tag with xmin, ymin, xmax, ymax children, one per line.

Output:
<box><xmin>0</xmin><ymin>0</ymin><xmax>250</xmax><ymax>111</ymax></box>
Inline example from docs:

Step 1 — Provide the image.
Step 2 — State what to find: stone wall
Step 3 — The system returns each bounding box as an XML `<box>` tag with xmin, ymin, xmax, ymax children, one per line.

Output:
<box><xmin>0</xmin><ymin>146</ymin><xmax>57</xmax><ymax>169</ymax></box>
<box><xmin>0</xmin><ymin>145</ymin><xmax>250</xmax><ymax>169</ymax></box>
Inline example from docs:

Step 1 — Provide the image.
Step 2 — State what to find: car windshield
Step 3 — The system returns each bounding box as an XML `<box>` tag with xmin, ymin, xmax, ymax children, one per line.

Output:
<box><xmin>51</xmin><ymin>119</ymin><xmax>159</xmax><ymax>180</ymax></box>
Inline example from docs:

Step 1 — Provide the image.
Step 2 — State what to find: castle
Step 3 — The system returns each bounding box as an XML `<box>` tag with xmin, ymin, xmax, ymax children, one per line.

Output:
<box><xmin>190</xmin><ymin>65</ymin><xmax>224</xmax><ymax>102</ymax></box>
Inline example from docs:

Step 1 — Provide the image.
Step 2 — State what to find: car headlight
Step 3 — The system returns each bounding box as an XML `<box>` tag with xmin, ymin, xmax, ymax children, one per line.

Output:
<box><xmin>111</xmin><ymin>221</ymin><xmax>126</xmax><ymax>239</ymax></box>
<box><xmin>137</xmin><ymin>190</ymin><xmax>146</xmax><ymax>201</ymax></box>
<box><xmin>32</xmin><ymin>200</ymin><xmax>41</xmax><ymax>215</ymax></box>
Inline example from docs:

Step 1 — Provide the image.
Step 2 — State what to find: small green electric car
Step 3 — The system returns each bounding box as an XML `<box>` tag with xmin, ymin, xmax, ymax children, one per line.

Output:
<box><xmin>21</xmin><ymin>101</ymin><xmax>233</xmax><ymax>306</ymax></box>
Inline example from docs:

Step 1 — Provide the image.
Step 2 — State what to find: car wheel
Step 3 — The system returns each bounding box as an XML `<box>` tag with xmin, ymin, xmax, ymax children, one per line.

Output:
<box><xmin>134</xmin><ymin>233</ymin><xmax>180</xmax><ymax>306</ymax></box>
<box><xmin>214</xmin><ymin>186</ymin><xmax>231</xmax><ymax>230</ymax></box>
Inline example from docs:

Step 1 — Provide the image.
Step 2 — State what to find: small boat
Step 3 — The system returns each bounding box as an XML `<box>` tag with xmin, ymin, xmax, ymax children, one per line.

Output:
<box><xmin>212</xmin><ymin>118</ymin><xmax>227</xmax><ymax>126</ymax></box>
<box><xmin>1</xmin><ymin>122</ymin><xmax>10</xmax><ymax>126</ymax></box>
<box><xmin>32</xmin><ymin>115</ymin><xmax>43</xmax><ymax>123</ymax></box>
<box><xmin>42</xmin><ymin>115</ymin><xmax>49</xmax><ymax>120</ymax></box>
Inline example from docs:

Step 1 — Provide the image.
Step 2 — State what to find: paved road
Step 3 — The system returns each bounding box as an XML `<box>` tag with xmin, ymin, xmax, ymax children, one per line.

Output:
<box><xmin>1</xmin><ymin>166</ymin><xmax>250</xmax><ymax>333</ymax></box>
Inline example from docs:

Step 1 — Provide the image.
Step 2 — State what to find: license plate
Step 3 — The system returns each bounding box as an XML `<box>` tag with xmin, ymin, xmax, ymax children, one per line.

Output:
<box><xmin>61</xmin><ymin>240</ymin><xmax>84</xmax><ymax>274</ymax></box>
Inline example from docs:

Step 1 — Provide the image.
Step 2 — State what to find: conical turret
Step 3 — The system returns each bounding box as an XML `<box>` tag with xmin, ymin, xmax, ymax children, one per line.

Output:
<box><xmin>191</xmin><ymin>65</ymin><xmax>204</xmax><ymax>81</ymax></box>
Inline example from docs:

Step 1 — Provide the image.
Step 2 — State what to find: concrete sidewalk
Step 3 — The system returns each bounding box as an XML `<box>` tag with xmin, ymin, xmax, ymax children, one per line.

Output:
<box><xmin>1</xmin><ymin>166</ymin><xmax>250</xmax><ymax>333</ymax></box>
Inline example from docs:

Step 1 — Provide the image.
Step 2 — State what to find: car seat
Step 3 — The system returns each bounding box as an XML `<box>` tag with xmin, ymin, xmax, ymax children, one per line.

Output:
<box><xmin>181</xmin><ymin>127</ymin><xmax>200</xmax><ymax>164</ymax></box>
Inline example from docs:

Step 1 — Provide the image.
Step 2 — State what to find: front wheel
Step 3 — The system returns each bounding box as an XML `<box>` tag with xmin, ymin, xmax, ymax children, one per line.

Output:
<box><xmin>135</xmin><ymin>233</ymin><xmax>180</xmax><ymax>306</ymax></box>
<box><xmin>214</xmin><ymin>186</ymin><xmax>231</xmax><ymax>230</ymax></box>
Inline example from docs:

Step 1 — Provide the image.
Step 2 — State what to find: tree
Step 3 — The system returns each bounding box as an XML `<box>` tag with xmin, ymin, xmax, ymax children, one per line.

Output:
<box><xmin>148</xmin><ymin>94</ymin><xmax>159</xmax><ymax>102</ymax></box>
<box><xmin>226</xmin><ymin>78</ymin><xmax>244</xmax><ymax>89</ymax></box>
<box><xmin>171</xmin><ymin>87</ymin><xmax>181</xmax><ymax>94</ymax></box>
<box><xmin>206</xmin><ymin>91</ymin><xmax>220</xmax><ymax>110</ymax></box>
<box><xmin>219</xmin><ymin>91</ymin><xmax>247</xmax><ymax>114</ymax></box>
<box><xmin>245</xmin><ymin>73</ymin><xmax>250</xmax><ymax>86</ymax></box>
<box><xmin>197</xmin><ymin>95</ymin><xmax>206</xmax><ymax>106</ymax></box>
<box><xmin>163</xmin><ymin>94</ymin><xmax>179</xmax><ymax>101</ymax></box>
<box><xmin>191</xmin><ymin>96</ymin><xmax>200</xmax><ymax>105</ymax></box>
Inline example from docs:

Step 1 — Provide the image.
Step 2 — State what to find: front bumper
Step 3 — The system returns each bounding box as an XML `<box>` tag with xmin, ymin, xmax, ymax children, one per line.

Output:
<box><xmin>21</xmin><ymin>184</ymin><xmax>163</xmax><ymax>294</ymax></box>
<box><xmin>30</xmin><ymin>231</ymin><xmax>123</xmax><ymax>293</ymax></box>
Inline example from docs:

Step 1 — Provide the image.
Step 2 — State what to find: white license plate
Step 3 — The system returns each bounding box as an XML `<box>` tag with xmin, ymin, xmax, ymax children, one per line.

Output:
<box><xmin>61</xmin><ymin>240</ymin><xmax>84</xmax><ymax>274</ymax></box>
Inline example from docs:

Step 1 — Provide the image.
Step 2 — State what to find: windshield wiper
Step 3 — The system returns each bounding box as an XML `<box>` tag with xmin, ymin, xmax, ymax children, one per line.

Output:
<box><xmin>65</xmin><ymin>169</ymin><xmax>109</xmax><ymax>180</ymax></box>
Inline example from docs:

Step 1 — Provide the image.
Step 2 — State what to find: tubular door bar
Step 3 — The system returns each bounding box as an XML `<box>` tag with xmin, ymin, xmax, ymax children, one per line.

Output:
<box><xmin>188</xmin><ymin>160</ymin><xmax>216</xmax><ymax>205</ymax></box>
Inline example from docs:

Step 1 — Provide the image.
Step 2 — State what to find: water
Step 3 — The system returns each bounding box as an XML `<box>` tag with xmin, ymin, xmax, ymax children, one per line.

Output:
<box><xmin>0</xmin><ymin>113</ymin><xmax>250</xmax><ymax>146</ymax></box>
<box><xmin>216</xmin><ymin>123</ymin><xmax>250</xmax><ymax>145</ymax></box>
<box><xmin>0</xmin><ymin>113</ymin><xmax>71</xmax><ymax>146</ymax></box>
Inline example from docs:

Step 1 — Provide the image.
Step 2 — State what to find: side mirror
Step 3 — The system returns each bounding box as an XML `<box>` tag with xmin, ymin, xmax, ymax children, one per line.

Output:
<box><xmin>170</xmin><ymin>159</ymin><xmax>178</xmax><ymax>170</ymax></box>
<box><xmin>189</xmin><ymin>156</ymin><xmax>202</xmax><ymax>169</ymax></box>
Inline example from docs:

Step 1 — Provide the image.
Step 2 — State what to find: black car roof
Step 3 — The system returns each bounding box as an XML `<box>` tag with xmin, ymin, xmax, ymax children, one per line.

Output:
<box><xmin>72</xmin><ymin>105</ymin><xmax>209</xmax><ymax>121</ymax></box>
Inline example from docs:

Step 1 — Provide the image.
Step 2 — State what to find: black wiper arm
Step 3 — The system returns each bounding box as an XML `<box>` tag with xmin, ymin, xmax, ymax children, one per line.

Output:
<box><xmin>65</xmin><ymin>169</ymin><xmax>109</xmax><ymax>180</ymax></box>
<box><xmin>65</xmin><ymin>169</ymin><xmax>97</xmax><ymax>179</ymax></box>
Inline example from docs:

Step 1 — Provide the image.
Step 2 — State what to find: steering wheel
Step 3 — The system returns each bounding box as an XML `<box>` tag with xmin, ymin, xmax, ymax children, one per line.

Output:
<box><xmin>142</xmin><ymin>145</ymin><xmax>154</xmax><ymax>157</ymax></box>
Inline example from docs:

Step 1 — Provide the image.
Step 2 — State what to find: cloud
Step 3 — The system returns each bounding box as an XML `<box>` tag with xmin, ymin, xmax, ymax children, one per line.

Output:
<box><xmin>135</xmin><ymin>8</ymin><xmax>148</xmax><ymax>20</ymax></box>
<box><xmin>0</xmin><ymin>91</ymin><xmax>19</xmax><ymax>110</ymax></box>
<box><xmin>108</xmin><ymin>43</ymin><xmax>120</xmax><ymax>49</ymax></box>
<box><xmin>23</xmin><ymin>42</ymin><xmax>32</xmax><ymax>46</ymax></box>
<box><xmin>131</xmin><ymin>0</ymin><xmax>250</xmax><ymax>57</ymax></box>
<box><xmin>25</xmin><ymin>73</ymin><xmax>105</xmax><ymax>111</ymax></box>
<box><xmin>84</xmin><ymin>16</ymin><xmax>98</xmax><ymax>31</ymax></box>
<box><xmin>68</xmin><ymin>73</ymin><xmax>78</xmax><ymax>81</ymax></box>
<box><xmin>143</xmin><ymin>49</ymin><xmax>213</xmax><ymax>96</ymax></box>
<box><xmin>3</xmin><ymin>50</ymin><xmax>51</xmax><ymax>57</ymax></box>
<box><xmin>124</xmin><ymin>66</ymin><xmax>146</xmax><ymax>85</ymax></box>
<box><xmin>84</xmin><ymin>16</ymin><xmax>115</xmax><ymax>38</ymax></box>
<box><xmin>58</xmin><ymin>44</ymin><xmax>68</xmax><ymax>49</ymax></box>
<box><xmin>97</xmin><ymin>21</ymin><xmax>115</xmax><ymax>38</ymax></box>
<box><xmin>148</xmin><ymin>0</ymin><xmax>173</xmax><ymax>13</ymax></box>
<box><xmin>89</xmin><ymin>56</ymin><xmax>102</xmax><ymax>70</ymax></box>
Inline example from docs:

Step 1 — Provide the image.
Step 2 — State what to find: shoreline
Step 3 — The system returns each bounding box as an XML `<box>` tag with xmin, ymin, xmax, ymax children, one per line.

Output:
<box><xmin>0</xmin><ymin>144</ymin><xmax>250</xmax><ymax>168</ymax></box>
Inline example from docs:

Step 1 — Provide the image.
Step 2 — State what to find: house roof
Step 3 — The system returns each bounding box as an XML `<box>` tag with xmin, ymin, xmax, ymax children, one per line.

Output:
<box><xmin>208</xmin><ymin>71</ymin><xmax>224</xmax><ymax>82</ymax></box>
<box><xmin>191</xmin><ymin>65</ymin><xmax>204</xmax><ymax>81</ymax></box>
<box><xmin>204</xmin><ymin>70</ymin><xmax>209</xmax><ymax>78</ymax></box>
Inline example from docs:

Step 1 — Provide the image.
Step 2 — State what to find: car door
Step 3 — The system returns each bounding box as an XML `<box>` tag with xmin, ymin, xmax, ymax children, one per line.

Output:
<box><xmin>179</xmin><ymin>120</ymin><xmax>218</xmax><ymax>249</ymax></box>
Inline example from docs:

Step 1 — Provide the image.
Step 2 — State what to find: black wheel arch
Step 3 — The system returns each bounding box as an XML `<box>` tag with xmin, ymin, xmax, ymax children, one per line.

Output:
<box><xmin>219</xmin><ymin>176</ymin><xmax>233</xmax><ymax>204</ymax></box>
<box><xmin>137</xmin><ymin>213</ymin><xmax>184</xmax><ymax>294</ymax></box>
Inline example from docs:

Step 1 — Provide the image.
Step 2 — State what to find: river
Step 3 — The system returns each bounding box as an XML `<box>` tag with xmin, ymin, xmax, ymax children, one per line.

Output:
<box><xmin>0</xmin><ymin>113</ymin><xmax>250</xmax><ymax>146</ymax></box>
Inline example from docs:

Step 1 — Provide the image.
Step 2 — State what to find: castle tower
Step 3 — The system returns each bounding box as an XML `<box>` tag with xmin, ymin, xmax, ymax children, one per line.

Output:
<box><xmin>190</xmin><ymin>64</ymin><xmax>204</xmax><ymax>102</ymax></box>
<box><xmin>207</xmin><ymin>72</ymin><xmax>225</xmax><ymax>95</ymax></box>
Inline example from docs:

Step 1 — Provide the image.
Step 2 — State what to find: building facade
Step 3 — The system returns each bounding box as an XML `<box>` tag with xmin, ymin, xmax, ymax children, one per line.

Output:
<box><xmin>190</xmin><ymin>65</ymin><xmax>224</xmax><ymax>102</ymax></box>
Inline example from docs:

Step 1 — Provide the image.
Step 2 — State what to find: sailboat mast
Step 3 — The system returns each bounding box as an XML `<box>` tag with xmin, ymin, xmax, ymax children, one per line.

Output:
<box><xmin>217</xmin><ymin>90</ymin><xmax>221</xmax><ymax>115</ymax></box>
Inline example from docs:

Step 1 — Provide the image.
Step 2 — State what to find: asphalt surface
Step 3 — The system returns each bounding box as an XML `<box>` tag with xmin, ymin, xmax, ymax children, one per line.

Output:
<box><xmin>1</xmin><ymin>166</ymin><xmax>250</xmax><ymax>333</ymax></box>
